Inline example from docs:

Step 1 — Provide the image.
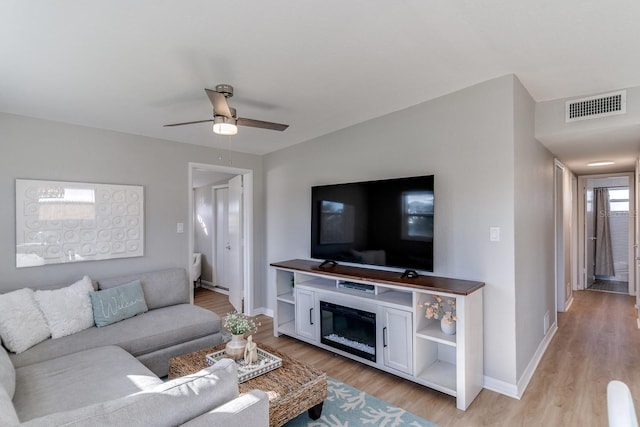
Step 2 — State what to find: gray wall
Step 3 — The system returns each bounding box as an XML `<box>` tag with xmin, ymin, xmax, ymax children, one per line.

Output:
<box><xmin>0</xmin><ymin>113</ymin><xmax>266</xmax><ymax>311</ymax></box>
<box><xmin>264</xmin><ymin>75</ymin><xmax>545</xmax><ymax>387</ymax></box>
<box><xmin>513</xmin><ymin>77</ymin><xmax>556</xmax><ymax>381</ymax></box>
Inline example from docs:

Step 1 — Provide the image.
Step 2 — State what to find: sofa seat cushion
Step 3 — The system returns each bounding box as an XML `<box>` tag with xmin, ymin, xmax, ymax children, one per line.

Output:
<box><xmin>10</xmin><ymin>304</ymin><xmax>221</xmax><ymax>369</ymax></box>
<box><xmin>21</xmin><ymin>359</ymin><xmax>239</xmax><ymax>427</ymax></box>
<box><xmin>14</xmin><ymin>345</ymin><xmax>162</xmax><ymax>422</ymax></box>
<box><xmin>0</xmin><ymin>387</ymin><xmax>19</xmax><ymax>427</ymax></box>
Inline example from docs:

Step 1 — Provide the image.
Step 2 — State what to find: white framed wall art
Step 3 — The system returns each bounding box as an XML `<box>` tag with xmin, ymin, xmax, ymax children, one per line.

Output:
<box><xmin>15</xmin><ymin>179</ymin><xmax>144</xmax><ymax>268</ymax></box>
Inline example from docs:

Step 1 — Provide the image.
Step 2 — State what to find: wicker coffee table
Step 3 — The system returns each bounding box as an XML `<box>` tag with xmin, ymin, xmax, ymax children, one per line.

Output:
<box><xmin>169</xmin><ymin>343</ymin><xmax>327</xmax><ymax>427</ymax></box>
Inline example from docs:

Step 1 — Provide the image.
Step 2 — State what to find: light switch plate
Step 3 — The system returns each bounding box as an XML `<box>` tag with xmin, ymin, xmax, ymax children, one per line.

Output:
<box><xmin>177</xmin><ymin>222</ymin><xmax>184</xmax><ymax>233</ymax></box>
<box><xmin>490</xmin><ymin>227</ymin><xmax>500</xmax><ymax>242</ymax></box>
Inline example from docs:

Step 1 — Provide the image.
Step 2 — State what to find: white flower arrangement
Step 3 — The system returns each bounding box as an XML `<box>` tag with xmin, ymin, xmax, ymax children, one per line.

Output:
<box><xmin>418</xmin><ymin>294</ymin><xmax>457</xmax><ymax>326</ymax></box>
<box><xmin>224</xmin><ymin>311</ymin><xmax>258</xmax><ymax>335</ymax></box>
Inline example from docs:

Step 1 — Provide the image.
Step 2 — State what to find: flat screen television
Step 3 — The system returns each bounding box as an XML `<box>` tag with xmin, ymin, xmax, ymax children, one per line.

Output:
<box><xmin>311</xmin><ymin>175</ymin><xmax>434</xmax><ymax>272</ymax></box>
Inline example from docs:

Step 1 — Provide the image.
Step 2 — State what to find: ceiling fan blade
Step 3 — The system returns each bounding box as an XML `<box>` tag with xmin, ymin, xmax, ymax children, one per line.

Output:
<box><xmin>164</xmin><ymin>119</ymin><xmax>214</xmax><ymax>127</ymax></box>
<box><xmin>205</xmin><ymin>89</ymin><xmax>233</xmax><ymax>118</ymax></box>
<box><xmin>237</xmin><ymin>117</ymin><xmax>289</xmax><ymax>131</ymax></box>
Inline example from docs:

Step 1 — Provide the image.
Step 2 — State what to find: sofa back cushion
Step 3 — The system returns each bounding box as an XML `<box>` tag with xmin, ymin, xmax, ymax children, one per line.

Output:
<box><xmin>0</xmin><ymin>288</ymin><xmax>50</xmax><ymax>353</ymax></box>
<box><xmin>90</xmin><ymin>280</ymin><xmax>148</xmax><ymax>327</ymax></box>
<box><xmin>97</xmin><ymin>268</ymin><xmax>189</xmax><ymax>310</ymax></box>
<box><xmin>0</xmin><ymin>343</ymin><xmax>16</xmax><ymax>398</ymax></box>
<box><xmin>21</xmin><ymin>358</ymin><xmax>239</xmax><ymax>427</ymax></box>
<box><xmin>34</xmin><ymin>276</ymin><xmax>95</xmax><ymax>338</ymax></box>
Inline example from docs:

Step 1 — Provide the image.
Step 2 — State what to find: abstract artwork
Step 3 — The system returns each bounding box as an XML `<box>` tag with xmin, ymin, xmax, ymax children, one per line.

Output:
<box><xmin>15</xmin><ymin>179</ymin><xmax>144</xmax><ymax>268</ymax></box>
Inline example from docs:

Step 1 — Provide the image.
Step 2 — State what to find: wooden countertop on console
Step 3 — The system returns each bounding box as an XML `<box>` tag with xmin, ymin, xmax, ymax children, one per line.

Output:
<box><xmin>271</xmin><ymin>259</ymin><xmax>484</xmax><ymax>296</ymax></box>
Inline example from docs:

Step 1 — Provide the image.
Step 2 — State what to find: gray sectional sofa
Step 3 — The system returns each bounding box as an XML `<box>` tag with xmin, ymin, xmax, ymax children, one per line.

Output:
<box><xmin>0</xmin><ymin>268</ymin><xmax>269</xmax><ymax>426</ymax></box>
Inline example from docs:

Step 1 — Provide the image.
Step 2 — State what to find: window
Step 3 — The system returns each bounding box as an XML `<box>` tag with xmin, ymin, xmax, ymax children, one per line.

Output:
<box><xmin>609</xmin><ymin>187</ymin><xmax>629</xmax><ymax>212</ymax></box>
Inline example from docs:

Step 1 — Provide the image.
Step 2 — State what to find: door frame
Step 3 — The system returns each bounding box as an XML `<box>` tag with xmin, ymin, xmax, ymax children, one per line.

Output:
<box><xmin>188</xmin><ymin>162</ymin><xmax>254</xmax><ymax>314</ymax></box>
<box><xmin>554</xmin><ymin>160</ymin><xmax>566</xmax><ymax>313</ymax></box>
<box><xmin>577</xmin><ymin>172</ymin><xmax>635</xmax><ymax>295</ymax></box>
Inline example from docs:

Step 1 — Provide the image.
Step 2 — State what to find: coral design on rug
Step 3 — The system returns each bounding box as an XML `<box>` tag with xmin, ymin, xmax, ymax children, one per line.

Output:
<box><xmin>285</xmin><ymin>377</ymin><xmax>437</xmax><ymax>427</ymax></box>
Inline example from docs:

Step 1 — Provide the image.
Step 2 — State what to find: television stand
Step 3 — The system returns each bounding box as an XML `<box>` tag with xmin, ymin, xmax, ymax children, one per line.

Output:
<box><xmin>271</xmin><ymin>259</ymin><xmax>485</xmax><ymax>411</ymax></box>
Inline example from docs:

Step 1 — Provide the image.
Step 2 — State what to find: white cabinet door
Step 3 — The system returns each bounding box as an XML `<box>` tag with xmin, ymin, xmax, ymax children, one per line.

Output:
<box><xmin>381</xmin><ymin>307</ymin><xmax>413</xmax><ymax>375</ymax></box>
<box><xmin>295</xmin><ymin>289</ymin><xmax>316</xmax><ymax>341</ymax></box>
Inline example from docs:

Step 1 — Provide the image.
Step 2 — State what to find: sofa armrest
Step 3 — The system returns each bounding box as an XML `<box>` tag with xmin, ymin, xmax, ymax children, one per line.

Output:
<box><xmin>22</xmin><ymin>359</ymin><xmax>239</xmax><ymax>427</ymax></box>
<box><xmin>180</xmin><ymin>389</ymin><xmax>269</xmax><ymax>427</ymax></box>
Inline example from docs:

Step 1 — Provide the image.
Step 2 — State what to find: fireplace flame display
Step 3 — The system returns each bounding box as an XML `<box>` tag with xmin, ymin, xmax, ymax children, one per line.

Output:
<box><xmin>320</xmin><ymin>301</ymin><xmax>376</xmax><ymax>362</ymax></box>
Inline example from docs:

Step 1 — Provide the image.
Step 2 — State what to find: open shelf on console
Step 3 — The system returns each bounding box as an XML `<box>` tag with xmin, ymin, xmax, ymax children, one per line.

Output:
<box><xmin>416</xmin><ymin>323</ymin><xmax>457</xmax><ymax>347</ymax></box>
<box><xmin>415</xmin><ymin>338</ymin><xmax>457</xmax><ymax>396</ymax></box>
<box><xmin>277</xmin><ymin>320</ymin><xmax>295</xmax><ymax>336</ymax></box>
<box><xmin>416</xmin><ymin>360</ymin><xmax>457</xmax><ymax>396</ymax></box>
<box><xmin>295</xmin><ymin>274</ymin><xmax>336</xmax><ymax>294</ymax></box>
<box><xmin>276</xmin><ymin>291</ymin><xmax>295</xmax><ymax>304</ymax></box>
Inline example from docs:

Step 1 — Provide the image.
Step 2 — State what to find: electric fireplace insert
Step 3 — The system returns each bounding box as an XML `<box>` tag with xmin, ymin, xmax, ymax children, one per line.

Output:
<box><xmin>320</xmin><ymin>300</ymin><xmax>376</xmax><ymax>362</ymax></box>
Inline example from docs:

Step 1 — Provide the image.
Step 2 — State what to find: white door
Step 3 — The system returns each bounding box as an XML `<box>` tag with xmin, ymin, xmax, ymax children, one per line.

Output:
<box><xmin>228</xmin><ymin>175</ymin><xmax>244</xmax><ymax>313</ymax></box>
<box><xmin>295</xmin><ymin>289</ymin><xmax>316</xmax><ymax>340</ymax></box>
<box><xmin>381</xmin><ymin>307</ymin><xmax>413</xmax><ymax>375</ymax></box>
<box><xmin>213</xmin><ymin>187</ymin><xmax>229</xmax><ymax>288</ymax></box>
<box><xmin>636</xmin><ymin>159</ymin><xmax>640</xmax><ymax>320</ymax></box>
<box><xmin>585</xmin><ymin>186</ymin><xmax>596</xmax><ymax>287</ymax></box>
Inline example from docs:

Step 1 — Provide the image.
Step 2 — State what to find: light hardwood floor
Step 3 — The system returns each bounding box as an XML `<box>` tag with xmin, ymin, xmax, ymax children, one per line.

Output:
<box><xmin>195</xmin><ymin>288</ymin><xmax>639</xmax><ymax>426</ymax></box>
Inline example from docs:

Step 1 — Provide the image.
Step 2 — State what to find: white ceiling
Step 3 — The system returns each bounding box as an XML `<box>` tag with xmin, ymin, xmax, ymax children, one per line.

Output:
<box><xmin>2</xmin><ymin>1</ymin><xmax>640</xmax><ymax>172</ymax></box>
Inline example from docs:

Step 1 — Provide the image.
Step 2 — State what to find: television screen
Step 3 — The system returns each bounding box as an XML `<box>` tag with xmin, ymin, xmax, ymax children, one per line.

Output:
<box><xmin>311</xmin><ymin>175</ymin><xmax>434</xmax><ymax>272</ymax></box>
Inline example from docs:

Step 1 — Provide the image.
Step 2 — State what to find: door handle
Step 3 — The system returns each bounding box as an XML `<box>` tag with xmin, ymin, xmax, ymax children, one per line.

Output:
<box><xmin>383</xmin><ymin>326</ymin><xmax>388</xmax><ymax>348</ymax></box>
<box><xmin>309</xmin><ymin>308</ymin><xmax>314</xmax><ymax>325</ymax></box>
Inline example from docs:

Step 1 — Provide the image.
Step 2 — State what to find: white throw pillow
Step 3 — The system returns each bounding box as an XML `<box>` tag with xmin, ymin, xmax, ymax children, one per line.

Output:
<box><xmin>0</xmin><ymin>288</ymin><xmax>50</xmax><ymax>353</ymax></box>
<box><xmin>34</xmin><ymin>276</ymin><xmax>95</xmax><ymax>339</ymax></box>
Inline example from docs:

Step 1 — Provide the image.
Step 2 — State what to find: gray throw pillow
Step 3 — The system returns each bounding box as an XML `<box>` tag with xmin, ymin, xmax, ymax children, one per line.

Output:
<box><xmin>90</xmin><ymin>280</ymin><xmax>148</xmax><ymax>327</ymax></box>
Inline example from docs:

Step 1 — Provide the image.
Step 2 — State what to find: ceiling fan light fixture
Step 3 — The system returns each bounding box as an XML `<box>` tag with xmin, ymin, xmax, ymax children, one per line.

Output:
<box><xmin>213</xmin><ymin>116</ymin><xmax>238</xmax><ymax>135</ymax></box>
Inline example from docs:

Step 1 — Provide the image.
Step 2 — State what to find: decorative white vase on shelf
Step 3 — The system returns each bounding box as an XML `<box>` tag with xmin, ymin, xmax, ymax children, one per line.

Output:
<box><xmin>441</xmin><ymin>318</ymin><xmax>456</xmax><ymax>335</ymax></box>
<box><xmin>225</xmin><ymin>334</ymin><xmax>247</xmax><ymax>360</ymax></box>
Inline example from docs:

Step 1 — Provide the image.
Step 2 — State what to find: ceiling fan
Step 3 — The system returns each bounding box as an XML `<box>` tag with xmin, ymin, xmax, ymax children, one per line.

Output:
<box><xmin>164</xmin><ymin>84</ymin><xmax>289</xmax><ymax>135</ymax></box>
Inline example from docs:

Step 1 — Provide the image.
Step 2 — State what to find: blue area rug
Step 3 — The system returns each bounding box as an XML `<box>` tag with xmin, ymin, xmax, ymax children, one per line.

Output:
<box><xmin>284</xmin><ymin>377</ymin><xmax>438</xmax><ymax>427</ymax></box>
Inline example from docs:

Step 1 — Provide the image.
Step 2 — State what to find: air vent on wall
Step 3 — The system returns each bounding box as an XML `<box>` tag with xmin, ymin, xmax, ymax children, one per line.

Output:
<box><xmin>565</xmin><ymin>90</ymin><xmax>626</xmax><ymax>122</ymax></box>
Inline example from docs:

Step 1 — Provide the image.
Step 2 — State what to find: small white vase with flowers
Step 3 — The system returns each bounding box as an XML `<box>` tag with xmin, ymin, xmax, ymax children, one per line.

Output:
<box><xmin>418</xmin><ymin>294</ymin><xmax>458</xmax><ymax>335</ymax></box>
<box><xmin>223</xmin><ymin>311</ymin><xmax>258</xmax><ymax>360</ymax></box>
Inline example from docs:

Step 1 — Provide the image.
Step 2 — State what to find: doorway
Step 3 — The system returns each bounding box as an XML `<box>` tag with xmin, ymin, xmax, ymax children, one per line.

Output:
<box><xmin>188</xmin><ymin>163</ymin><xmax>253</xmax><ymax>314</ymax></box>
<box><xmin>578</xmin><ymin>173</ymin><xmax>635</xmax><ymax>296</ymax></box>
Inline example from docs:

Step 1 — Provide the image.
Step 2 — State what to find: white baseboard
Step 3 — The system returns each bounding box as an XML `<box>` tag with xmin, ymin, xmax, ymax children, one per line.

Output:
<box><xmin>483</xmin><ymin>321</ymin><xmax>558</xmax><ymax>400</ymax></box>
<box><xmin>252</xmin><ymin>307</ymin><xmax>274</xmax><ymax>317</ymax></box>
<box><xmin>483</xmin><ymin>376</ymin><xmax>519</xmax><ymax>399</ymax></box>
<box><xmin>208</xmin><ymin>287</ymin><xmax>228</xmax><ymax>295</ymax></box>
<box><xmin>564</xmin><ymin>296</ymin><xmax>574</xmax><ymax>311</ymax></box>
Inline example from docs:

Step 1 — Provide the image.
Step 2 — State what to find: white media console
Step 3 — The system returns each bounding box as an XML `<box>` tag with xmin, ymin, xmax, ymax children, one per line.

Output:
<box><xmin>271</xmin><ymin>259</ymin><xmax>484</xmax><ymax>410</ymax></box>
